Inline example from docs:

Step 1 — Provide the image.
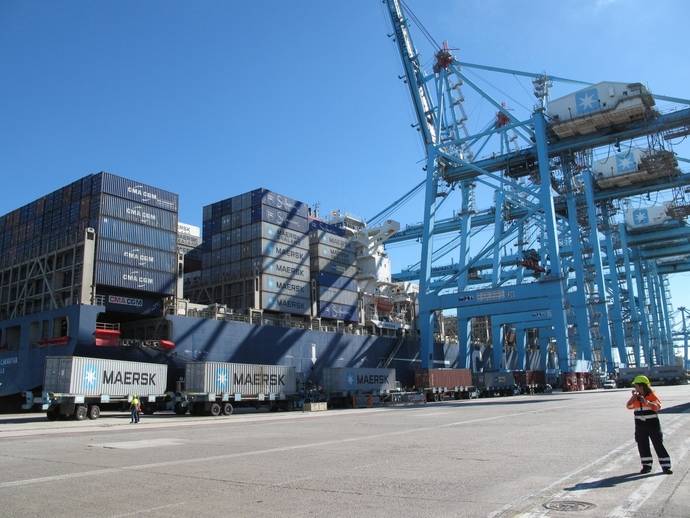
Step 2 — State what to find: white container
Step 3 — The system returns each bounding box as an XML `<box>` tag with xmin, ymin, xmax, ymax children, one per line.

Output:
<box><xmin>44</xmin><ymin>357</ymin><xmax>167</xmax><ymax>397</ymax></box>
<box><xmin>548</xmin><ymin>82</ymin><xmax>654</xmax><ymax>138</ymax></box>
<box><xmin>321</xmin><ymin>368</ymin><xmax>396</xmax><ymax>394</ymax></box>
<box><xmin>593</xmin><ymin>148</ymin><xmax>643</xmax><ymax>180</ymax></box>
<box><xmin>625</xmin><ymin>203</ymin><xmax>672</xmax><ymax>230</ymax></box>
<box><xmin>184</xmin><ymin>362</ymin><xmax>297</xmax><ymax>396</ymax></box>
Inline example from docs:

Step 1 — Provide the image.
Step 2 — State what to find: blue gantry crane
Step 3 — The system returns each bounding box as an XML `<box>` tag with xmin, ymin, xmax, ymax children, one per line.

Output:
<box><xmin>382</xmin><ymin>0</ymin><xmax>690</xmax><ymax>382</ymax></box>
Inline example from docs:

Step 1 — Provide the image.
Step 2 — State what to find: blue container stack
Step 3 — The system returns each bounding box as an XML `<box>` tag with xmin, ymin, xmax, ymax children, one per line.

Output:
<box><xmin>309</xmin><ymin>220</ymin><xmax>359</xmax><ymax>322</ymax></box>
<box><xmin>195</xmin><ymin>189</ymin><xmax>311</xmax><ymax>316</ymax></box>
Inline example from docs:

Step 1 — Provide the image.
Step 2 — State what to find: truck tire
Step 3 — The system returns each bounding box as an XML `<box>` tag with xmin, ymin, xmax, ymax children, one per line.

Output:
<box><xmin>174</xmin><ymin>403</ymin><xmax>188</xmax><ymax>415</ymax></box>
<box><xmin>87</xmin><ymin>405</ymin><xmax>100</xmax><ymax>420</ymax></box>
<box><xmin>209</xmin><ymin>402</ymin><xmax>222</xmax><ymax>417</ymax></box>
<box><xmin>46</xmin><ymin>406</ymin><xmax>59</xmax><ymax>421</ymax></box>
<box><xmin>74</xmin><ymin>404</ymin><xmax>87</xmax><ymax>421</ymax></box>
<box><xmin>222</xmin><ymin>403</ymin><xmax>234</xmax><ymax>416</ymax></box>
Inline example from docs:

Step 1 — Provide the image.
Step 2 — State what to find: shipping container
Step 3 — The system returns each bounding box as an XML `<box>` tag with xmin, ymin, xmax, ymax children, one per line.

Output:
<box><xmin>95</xmin><ymin>261</ymin><xmax>176</xmax><ymax>295</ymax></box>
<box><xmin>250</xmin><ymin>189</ymin><xmax>309</xmax><ymax>219</ymax></box>
<box><xmin>259</xmin><ymin>239</ymin><xmax>309</xmax><ymax>264</ymax></box>
<box><xmin>318</xmin><ymin>300</ymin><xmax>358</xmax><ymax>322</ymax></box>
<box><xmin>309</xmin><ymin>229</ymin><xmax>353</xmax><ymax>251</ymax></box>
<box><xmin>262</xmin><ymin>291</ymin><xmax>311</xmax><ymax>315</ymax></box>
<box><xmin>316</xmin><ymin>272</ymin><xmax>357</xmax><ymax>292</ymax></box>
<box><xmin>96</xmin><ymin>290</ymin><xmax>164</xmax><ymax>316</ymax></box>
<box><xmin>251</xmin><ymin>206</ymin><xmax>308</xmax><ymax>233</ymax></box>
<box><xmin>415</xmin><ymin>368</ymin><xmax>473</xmax><ymax>389</ymax></box>
<box><xmin>262</xmin><ymin>274</ymin><xmax>310</xmax><ymax>298</ymax></box>
<box><xmin>321</xmin><ymin>368</ymin><xmax>396</xmax><ymax>394</ymax></box>
<box><xmin>98</xmin><ymin>217</ymin><xmax>177</xmax><ymax>252</ymax></box>
<box><xmin>44</xmin><ymin>356</ymin><xmax>167</xmax><ymax>397</ymax></box>
<box><xmin>262</xmin><ymin>257</ymin><xmax>311</xmax><ymax>282</ymax></box>
<box><xmin>96</xmin><ymin>238</ymin><xmax>177</xmax><ymax>273</ymax></box>
<box><xmin>318</xmin><ymin>286</ymin><xmax>358</xmax><ymax>306</ymax></box>
<box><xmin>185</xmin><ymin>362</ymin><xmax>297</xmax><ymax>395</ymax></box>
<box><xmin>97</xmin><ymin>172</ymin><xmax>178</xmax><ymax>213</ymax></box>
<box><xmin>309</xmin><ymin>219</ymin><xmax>347</xmax><ymax>237</ymax></box>
<box><xmin>310</xmin><ymin>244</ymin><xmax>357</xmax><ymax>266</ymax></box>
<box><xmin>97</xmin><ymin>193</ymin><xmax>178</xmax><ymax>232</ymax></box>
<box><xmin>311</xmin><ymin>257</ymin><xmax>358</xmax><ymax>278</ymax></box>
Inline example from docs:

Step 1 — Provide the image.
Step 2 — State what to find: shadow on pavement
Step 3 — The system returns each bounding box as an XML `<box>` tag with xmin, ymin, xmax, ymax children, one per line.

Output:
<box><xmin>564</xmin><ymin>471</ymin><xmax>661</xmax><ymax>491</ymax></box>
<box><xmin>660</xmin><ymin>402</ymin><xmax>690</xmax><ymax>414</ymax></box>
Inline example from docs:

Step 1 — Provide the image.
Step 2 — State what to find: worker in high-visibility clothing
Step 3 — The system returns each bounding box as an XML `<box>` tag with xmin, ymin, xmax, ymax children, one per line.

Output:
<box><xmin>626</xmin><ymin>375</ymin><xmax>672</xmax><ymax>474</ymax></box>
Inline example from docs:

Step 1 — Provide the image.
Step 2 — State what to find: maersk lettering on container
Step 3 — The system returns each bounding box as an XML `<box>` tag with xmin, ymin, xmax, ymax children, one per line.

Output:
<box><xmin>261</xmin><ymin>257</ymin><xmax>310</xmax><ymax>282</ymax></box>
<box><xmin>309</xmin><ymin>230</ymin><xmax>353</xmax><ymax>251</ymax></box>
<box><xmin>261</xmin><ymin>222</ymin><xmax>309</xmax><ymax>249</ymax></box>
<box><xmin>261</xmin><ymin>239</ymin><xmax>309</xmax><ymax>265</ymax></box>
<box><xmin>261</xmin><ymin>292</ymin><xmax>311</xmax><ymax>315</ymax></box>
<box><xmin>262</xmin><ymin>274</ymin><xmax>310</xmax><ymax>298</ymax></box>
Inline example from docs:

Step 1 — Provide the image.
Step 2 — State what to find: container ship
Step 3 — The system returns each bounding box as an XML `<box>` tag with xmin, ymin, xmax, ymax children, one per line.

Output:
<box><xmin>0</xmin><ymin>172</ymin><xmax>443</xmax><ymax>409</ymax></box>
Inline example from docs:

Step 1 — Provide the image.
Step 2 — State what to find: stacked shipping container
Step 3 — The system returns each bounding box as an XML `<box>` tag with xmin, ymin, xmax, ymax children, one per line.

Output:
<box><xmin>309</xmin><ymin>220</ymin><xmax>359</xmax><ymax>322</ymax></box>
<box><xmin>196</xmin><ymin>189</ymin><xmax>311</xmax><ymax>316</ymax></box>
<box><xmin>0</xmin><ymin>172</ymin><xmax>179</xmax><ymax>318</ymax></box>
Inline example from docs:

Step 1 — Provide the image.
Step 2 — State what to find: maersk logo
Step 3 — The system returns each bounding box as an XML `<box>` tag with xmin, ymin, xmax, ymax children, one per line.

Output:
<box><xmin>575</xmin><ymin>88</ymin><xmax>601</xmax><ymax>115</ymax></box>
<box><xmin>347</xmin><ymin>373</ymin><xmax>355</xmax><ymax>386</ymax></box>
<box><xmin>103</xmin><ymin>370</ymin><xmax>157</xmax><ymax>385</ymax></box>
<box><xmin>83</xmin><ymin>365</ymin><xmax>98</xmax><ymax>386</ymax></box>
<box><xmin>216</xmin><ymin>368</ymin><xmax>229</xmax><ymax>387</ymax></box>
<box><xmin>233</xmin><ymin>372</ymin><xmax>286</xmax><ymax>386</ymax></box>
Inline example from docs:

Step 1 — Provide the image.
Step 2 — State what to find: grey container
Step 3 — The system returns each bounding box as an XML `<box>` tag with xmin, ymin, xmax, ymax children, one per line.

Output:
<box><xmin>95</xmin><ymin>261</ymin><xmax>176</xmax><ymax>295</ymax></box>
<box><xmin>185</xmin><ymin>361</ymin><xmax>297</xmax><ymax>396</ymax></box>
<box><xmin>321</xmin><ymin>368</ymin><xmax>396</xmax><ymax>394</ymax></box>
<box><xmin>250</xmin><ymin>189</ymin><xmax>309</xmax><ymax>219</ymax></box>
<box><xmin>262</xmin><ymin>274</ymin><xmax>310</xmax><ymax>298</ymax></box>
<box><xmin>310</xmin><ymin>244</ymin><xmax>357</xmax><ymax>266</ymax></box>
<box><xmin>261</xmin><ymin>291</ymin><xmax>311</xmax><ymax>315</ymax></box>
<box><xmin>310</xmin><ymin>257</ymin><xmax>358</xmax><ymax>278</ymax></box>
<box><xmin>309</xmin><ymin>230</ymin><xmax>353</xmax><ymax>251</ymax></box>
<box><xmin>97</xmin><ymin>238</ymin><xmax>177</xmax><ymax>273</ymax></box>
<box><xmin>44</xmin><ymin>356</ymin><xmax>167</xmax><ymax>397</ymax></box>
<box><xmin>97</xmin><ymin>172</ymin><xmax>178</xmax><ymax>213</ymax></box>
<box><xmin>258</xmin><ymin>222</ymin><xmax>310</xmax><ymax>248</ymax></box>
<box><xmin>318</xmin><ymin>286</ymin><xmax>358</xmax><ymax>306</ymax></box>
<box><xmin>261</xmin><ymin>257</ymin><xmax>311</xmax><ymax>282</ymax></box>
<box><xmin>98</xmin><ymin>217</ymin><xmax>177</xmax><ymax>252</ymax></box>
<box><xmin>257</xmin><ymin>239</ymin><xmax>309</xmax><ymax>265</ymax></box>
<box><xmin>97</xmin><ymin>193</ymin><xmax>178</xmax><ymax>232</ymax></box>
<box><xmin>251</xmin><ymin>206</ymin><xmax>308</xmax><ymax>233</ymax></box>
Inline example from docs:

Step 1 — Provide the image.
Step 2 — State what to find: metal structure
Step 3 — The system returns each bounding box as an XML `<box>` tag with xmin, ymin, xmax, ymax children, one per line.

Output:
<box><xmin>383</xmin><ymin>0</ymin><xmax>690</xmax><ymax>377</ymax></box>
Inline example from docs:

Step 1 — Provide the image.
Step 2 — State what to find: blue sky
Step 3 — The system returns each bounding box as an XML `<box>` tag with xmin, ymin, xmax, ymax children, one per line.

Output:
<box><xmin>2</xmin><ymin>0</ymin><xmax>690</xmax><ymax>326</ymax></box>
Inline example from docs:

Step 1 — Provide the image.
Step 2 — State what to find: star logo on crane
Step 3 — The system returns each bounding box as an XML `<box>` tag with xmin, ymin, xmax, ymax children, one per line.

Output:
<box><xmin>575</xmin><ymin>88</ymin><xmax>600</xmax><ymax>115</ymax></box>
<box><xmin>632</xmin><ymin>209</ymin><xmax>649</xmax><ymax>225</ymax></box>
<box><xmin>616</xmin><ymin>153</ymin><xmax>636</xmax><ymax>173</ymax></box>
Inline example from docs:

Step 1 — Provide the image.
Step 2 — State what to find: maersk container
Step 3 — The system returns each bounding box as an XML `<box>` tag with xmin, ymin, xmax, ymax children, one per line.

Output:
<box><xmin>259</xmin><ymin>239</ymin><xmax>309</xmax><ymax>264</ymax></box>
<box><xmin>185</xmin><ymin>362</ymin><xmax>297</xmax><ymax>395</ymax></box>
<box><xmin>95</xmin><ymin>261</ymin><xmax>176</xmax><ymax>295</ymax></box>
<box><xmin>309</xmin><ymin>219</ymin><xmax>347</xmax><ymax>237</ymax></box>
<box><xmin>261</xmin><ymin>257</ymin><xmax>311</xmax><ymax>282</ymax></box>
<box><xmin>262</xmin><ymin>274</ymin><xmax>310</xmax><ymax>298</ymax></box>
<box><xmin>262</xmin><ymin>291</ymin><xmax>311</xmax><ymax>315</ymax></box>
<box><xmin>318</xmin><ymin>300</ymin><xmax>358</xmax><ymax>322</ymax></box>
<box><xmin>321</xmin><ymin>368</ymin><xmax>396</xmax><ymax>394</ymax></box>
<box><xmin>318</xmin><ymin>286</ymin><xmax>358</xmax><ymax>306</ymax></box>
<box><xmin>98</xmin><ymin>217</ymin><xmax>176</xmax><ymax>252</ymax></box>
<box><xmin>44</xmin><ymin>356</ymin><xmax>167</xmax><ymax>397</ymax></box>
<box><xmin>96</xmin><ymin>172</ymin><xmax>178</xmax><ymax>213</ymax></box>
<box><xmin>258</xmin><ymin>222</ymin><xmax>309</xmax><ymax>248</ymax></box>
<box><xmin>316</xmin><ymin>272</ymin><xmax>357</xmax><ymax>292</ymax></box>
<box><xmin>250</xmin><ymin>189</ymin><xmax>309</xmax><ymax>219</ymax></box>
<box><xmin>97</xmin><ymin>193</ymin><xmax>178</xmax><ymax>232</ymax></box>
<box><xmin>251</xmin><ymin>206</ymin><xmax>309</xmax><ymax>233</ymax></box>
<box><xmin>311</xmin><ymin>257</ymin><xmax>358</xmax><ymax>278</ymax></box>
<box><xmin>310</xmin><ymin>244</ymin><xmax>356</xmax><ymax>266</ymax></box>
<box><xmin>97</xmin><ymin>238</ymin><xmax>177</xmax><ymax>273</ymax></box>
<box><xmin>309</xmin><ymin>229</ymin><xmax>352</xmax><ymax>251</ymax></box>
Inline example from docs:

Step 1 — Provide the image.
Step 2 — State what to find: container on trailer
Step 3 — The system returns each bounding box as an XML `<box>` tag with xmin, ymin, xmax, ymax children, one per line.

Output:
<box><xmin>321</xmin><ymin>368</ymin><xmax>396</xmax><ymax>394</ymax></box>
<box><xmin>311</xmin><ymin>257</ymin><xmax>358</xmax><ymax>278</ymax></box>
<box><xmin>318</xmin><ymin>300</ymin><xmax>358</xmax><ymax>322</ymax></box>
<box><xmin>96</xmin><ymin>172</ymin><xmax>178</xmax><ymax>212</ymax></box>
<box><xmin>184</xmin><ymin>362</ymin><xmax>297</xmax><ymax>395</ymax></box>
<box><xmin>44</xmin><ymin>356</ymin><xmax>167</xmax><ymax>397</ymax></box>
<box><xmin>96</xmin><ymin>238</ymin><xmax>177</xmax><ymax>273</ymax></box>
<box><xmin>525</xmin><ymin>370</ymin><xmax>546</xmax><ymax>386</ymax></box>
<box><xmin>95</xmin><ymin>261</ymin><xmax>176</xmax><ymax>295</ymax></box>
<box><xmin>415</xmin><ymin>368</ymin><xmax>473</xmax><ymax>389</ymax></box>
<box><xmin>475</xmin><ymin>371</ymin><xmax>516</xmax><ymax>388</ymax></box>
<box><xmin>318</xmin><ymin>286</ymin><xmax>358</xmax><ymax>307</ymax></box>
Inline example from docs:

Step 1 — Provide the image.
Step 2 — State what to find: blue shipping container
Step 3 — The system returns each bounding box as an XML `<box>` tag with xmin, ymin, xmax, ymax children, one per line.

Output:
<box><xmin>317</xmin><ymin>272</ymin><xmax>357</xmax><ymax>292</ymax></box>
<box><xmin>318</xmin><ymin>300</ymin><xmax>358</xmax><ymax>322</ymax></box>
<box><xmin>250</xmin><ymin>206</ymin><xmax>308</xmax><ymax>234</ymax></box>
<box><xmin>250</xmin><ymin>189</ymin><xmax>309</xmax><ymax>219</ymax></box>
<box><xmin>98</xmin><ymin>217</ymin><xmax>176</xmax><ymax>252</ymax></box>
<box><xmin>97</xmin><ymin>193</ymin><xmax>178</xmax><ymax>232</ymax></box>
<box><xmin>96</xmin><ymin>172</ymin><xmax>178</xmax><ymax>213</ymax></box>
<box><xmin>95</xmin><ymin>261</ymin><xmax>176</xmax><ymax>295</ymax></box>
<box><xmin>309</xmin><ymin>219</ymin><xmax>347</xmax><ymax>237</ymax></box>
<box><xmin>318</xmin><ymin>286</ymin><xmax>358</xmax><ymax>306</ymax></box>
<box><xmin>96</xmin><ymin>238</ymin><xmax>177</xmax><ymax>273</ymax></box>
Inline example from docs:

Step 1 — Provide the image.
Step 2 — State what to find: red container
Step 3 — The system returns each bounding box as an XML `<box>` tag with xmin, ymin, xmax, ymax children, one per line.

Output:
<box><xmin>526</xmin><ymin>370</ymin><xmax>546</xmax><ymax>385</ymax></box>
<box><xmin>415</xmin><ymin>369</ymin><xmax>473</xmax><ymax>388</ymax></box>
<box><xmin>513</xmin><ymin>371</ymin><xmax>527</xmax><ymax>386</ymax></box>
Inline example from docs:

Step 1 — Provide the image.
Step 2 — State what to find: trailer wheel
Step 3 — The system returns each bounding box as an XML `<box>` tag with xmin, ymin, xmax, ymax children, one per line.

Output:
<box><xmin>87</xmin><ymin>405</ymin><xmax>100</xmax><ymax>420</ymax></box>
<box><xmin>222</xmin><ymin>403</ymin><xmax>234</xmax><ymax>416</ymax></box>
<box><xmin>174</xmin><ymin>403</ymin><xmax>188</xmax><ymax>415</ymax></box>
<box><xmin>46</xmin><ymin>406</ymin><xmax>59</xmax><ymax>421</ymax></box>
<box><xmin>74</xmin><ymin>404</ymin><xmax>87</xmax><ymax>421</ymax></box>
<box><xmin>209</xmin><ymin>402</ymin><xmax>222</xmax><ymax>417</ymax></box>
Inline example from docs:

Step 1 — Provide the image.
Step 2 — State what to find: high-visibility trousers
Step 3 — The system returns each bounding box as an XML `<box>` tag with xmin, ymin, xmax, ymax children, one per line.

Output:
<box><xmin>634</xmin><ymin>417</ymin><xmax>671</xmax><ymax>469</ymax></box>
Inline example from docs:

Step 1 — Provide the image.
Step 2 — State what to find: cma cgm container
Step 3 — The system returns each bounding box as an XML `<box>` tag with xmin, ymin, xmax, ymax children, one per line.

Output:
<box><xmin>43</xmin><ymin>356</ymin><xmax>168</xmax><ymax>420</ymax></box>
<box><xmin>321</xmin><ymin>368</ymin><xmax>396</xmax><ymax>395</ymax></box>
<box><xmin>181</xmin><ymin>362</ymin><xmax>297</xmax><ymax>416</ymax></box>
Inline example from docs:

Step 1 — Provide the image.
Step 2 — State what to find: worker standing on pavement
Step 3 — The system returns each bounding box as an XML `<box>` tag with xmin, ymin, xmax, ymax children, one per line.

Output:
<box><xmin>130</xmin><ymin>395</ymin><xmax>141</xmax><ymax>424</ymax></box>
<box><xmin>626</xmin><ymin>375</ymin><xmax>672</xmax><ymax>474</ymax></box>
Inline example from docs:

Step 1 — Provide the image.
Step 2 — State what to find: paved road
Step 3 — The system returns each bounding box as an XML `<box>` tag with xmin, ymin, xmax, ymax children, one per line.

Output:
<box><xmin>0</xmin><ymin>386</ymin><xmax>688</xmax><ymax>517</ymax></box>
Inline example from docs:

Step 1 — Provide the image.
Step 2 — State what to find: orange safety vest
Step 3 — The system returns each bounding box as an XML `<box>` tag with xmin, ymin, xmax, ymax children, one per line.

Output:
<box><xmin>626</xmin><ymin>391</ymin><xmax>661</xmax><ymax>412</ymax></box>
